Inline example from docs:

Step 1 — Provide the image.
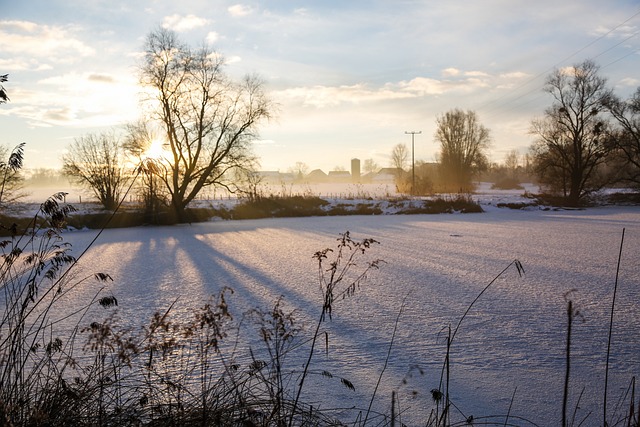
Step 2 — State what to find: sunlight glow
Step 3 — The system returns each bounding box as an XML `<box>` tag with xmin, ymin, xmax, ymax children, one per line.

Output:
<box><xmin>144</xmin><ymin>138</ymin><xmax>169</xmax><ymax>160</ymax></box>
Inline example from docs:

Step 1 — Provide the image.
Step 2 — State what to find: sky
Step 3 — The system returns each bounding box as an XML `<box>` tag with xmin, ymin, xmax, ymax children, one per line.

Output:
<box><xmin>1</xmin><ymin>0</ymin><xmax>639</xmax><ymax>173</ymax></box>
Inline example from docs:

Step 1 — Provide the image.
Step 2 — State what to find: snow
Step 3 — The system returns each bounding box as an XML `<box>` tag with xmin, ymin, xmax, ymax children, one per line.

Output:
<box><xmin>47</xmin><ymin>184</ymin><xmax>640</xmax><ymax>427</ymax></box>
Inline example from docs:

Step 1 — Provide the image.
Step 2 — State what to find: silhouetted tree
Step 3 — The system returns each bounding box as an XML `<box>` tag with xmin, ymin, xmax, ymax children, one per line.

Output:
<box><xmin>63</xmin><ymin>132</ymin><xmax>130</xmax><ymax>210</ymax></box>
<box><xmin>288</xmin><ymin>161</ymin><xmax>309</xmax><ymax>182</ymax></box>
<box><xmin>504</xmin><ymin>150</ymin><xmax>520</xmax><ymax>178</ymax></box>
<box><xmin>606</xmin><ymin>87</ymin><xmax>640</xmax><ymax>188</ymax></box>
<box><xmin>140</xmin><ymin>28</ymin><xmax>272</xmax><ymax>222</ymax></box>
<box><xmin>25</xmin><ymin>168</ymin><xmax>68</xmax><ymax>187</ymax></box>
<box><xmin>390</xmin><ymin>143</ymin><xmax>409</xmax><ymax>171</ymax></box>
<box><xmin>530</xmin><ymin>60</ymin><xmax>613</xmax><ymax>205</ymax></box>
<box><xmin>363</xmin><ymin>158</ymin><xmax>379</xmax><ymax>174</ymax></box>
<box><xmin>435</xmin><ymin>108</ymin><xmax>490</xmax><ymax>191</ymax></box>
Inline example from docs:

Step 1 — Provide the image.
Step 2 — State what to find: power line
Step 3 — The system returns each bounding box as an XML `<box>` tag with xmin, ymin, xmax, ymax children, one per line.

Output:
<box><xmin>593</xmin><ymin>30</ymin><xmax>640</xmax><ymax>62</ymax></box>
<box><xmin>478</xmin><ymin>8</ymin><xmax>640</xmax><ymax>119</ymax></box>
<box><xmin>602</xmin><ymin>46</ymin><xmax>640</xmax><ymax>69</ymax></box>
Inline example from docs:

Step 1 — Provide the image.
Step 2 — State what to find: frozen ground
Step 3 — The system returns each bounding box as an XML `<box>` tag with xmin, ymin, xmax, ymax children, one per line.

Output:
<box><xmin>50</xmin><ymin>185</ymin><xmax>640</xmax><ymax>426</ymax></box>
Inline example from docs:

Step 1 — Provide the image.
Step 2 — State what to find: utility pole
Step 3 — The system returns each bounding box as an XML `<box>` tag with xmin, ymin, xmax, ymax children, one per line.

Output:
<box><xmin>405</xmin><ymin>131</ymin><xmax>421</xmax><ymax>195</ymax></box>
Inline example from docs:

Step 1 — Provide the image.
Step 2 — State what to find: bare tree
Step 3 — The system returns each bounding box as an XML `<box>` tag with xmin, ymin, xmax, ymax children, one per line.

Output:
<box><xmin>530</xmin><ymin>60</ymin><xmax>613</xmax><ymax>205</ymax></box>
<box><xmin>288</xmin><ymin>161</ymin><xmax>309</xmax><ymax>181</ymax></box>
<box><xmin>435</xmin><ymin>108</ymin><xmax>490</xmax><ymax>191</ymax></box>
<box><xmin>504</xmin><ymin>150</ymin><xmax>519</xmax><ymax>170</ymax></box>
<box><xmin>140</xmin><ymin>28</ymin><xmax>273</xmax><ymax>222</ymax></box>
<box><xmin>63</xmin><ymin>132</ymin><xmax>130</xmax><ymax>210</ymax></box>
<box><xmin>390</xmin><ymin>143</ymin><xmax>409</xmax><ymax>171</ymax></box>
<box><xmin>606</xmin><ymin>87</ymin><xmax>640</xmax><ymax>188</ymax></box>
<box><xmin>363</xmin><ymin>158</ymin><xmax>379</xmax><ymax>174</ymax></box>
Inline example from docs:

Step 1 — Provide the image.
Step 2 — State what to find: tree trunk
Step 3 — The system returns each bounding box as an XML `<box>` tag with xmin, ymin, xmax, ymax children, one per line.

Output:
<box><xmin>568</xmin><ymin>171</ymin><xmax>582</xmax><ymax>206</ymax></box>
<box><xmin>171</xmin><ymin>197</ymin><xmax>189</xmax><ymax>223</ymax></box>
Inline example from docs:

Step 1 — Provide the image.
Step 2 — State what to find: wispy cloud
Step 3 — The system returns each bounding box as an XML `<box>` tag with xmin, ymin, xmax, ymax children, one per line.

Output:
<box><xmin>618</xmin><ymin>77</ymin><xmax>640</xmax><ymax>87</ymax></box>
<box><xmin>162</xmin><ymin>14</ymin><xmax>209</xmax><ymax>32</ymax></box>
<box><xmin>206</xmin><ymin>31</ymin><xmax>219</xmax><ymax>44</ymax></box>
<box><xmin>274</xmin><ymin>68</ymin><xmax>535</xmax><ymax>110</ymax></box>
<box><xmin>277</xmin><ymin>83</ymin><xmax>413</xmax><ymax>108</ymax></box>
<box><xmin>442</xmin><ymin>68</ymin><xmax>460</xmax><ymax>77</ymax></box>
<box><xmin>6</xmin><ymin>72</ymin><xmax>140</xmax><ymax>127</ymax></box>
<box><xmin>0</xmin><ymin>20</ymin><xmax>94</xmax><ymax>62</ymax></box>
<box><xmin>228</xmin><ymin>4</ymin><xmax>253</xmax><ymax>17</ymax></box>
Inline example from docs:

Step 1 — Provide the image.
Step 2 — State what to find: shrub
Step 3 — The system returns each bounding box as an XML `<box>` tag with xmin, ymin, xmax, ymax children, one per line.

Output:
<box><xmin>496</xmin><ymin>201</ymin><xmax>538</xmax><ymax>210</ymax></box>
<box><xmin>232</xmin><ymin>195</ymin><xmax>329</xmax><ymax>219</ymax></box>
<box><xmin>326</xmin><ymin>203</ymin><xmax>383</xmax><ymax>216</ymax></box>
<box><xmin>491</xmin><ymin>176</ymin><xmax>524</xmax><ymax>190</ymax></box>
<box><xmin>398</xmin><ymin>194</ymin><xmax>483</xmax><ymax>214</ymax></box>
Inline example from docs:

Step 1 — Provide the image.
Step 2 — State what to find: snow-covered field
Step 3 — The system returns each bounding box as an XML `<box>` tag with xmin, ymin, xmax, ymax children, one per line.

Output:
<box><xmin>53</xmin><ymin>185</ymin><xmax>640</xmax><ymax>426</ymax></box>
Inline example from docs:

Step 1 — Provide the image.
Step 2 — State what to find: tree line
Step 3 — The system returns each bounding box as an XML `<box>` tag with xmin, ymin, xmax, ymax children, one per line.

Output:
<box><xmin>392</xmin><ymin>59</ymin><xmax>640</xmax><ymax>206</ymax></box>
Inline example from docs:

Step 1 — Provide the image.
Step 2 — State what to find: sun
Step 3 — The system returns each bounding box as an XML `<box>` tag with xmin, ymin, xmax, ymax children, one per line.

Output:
<box><xmin>144</xmin><ymin>138</ymin><xmax>169</xmax><ymax>160</ymax></box>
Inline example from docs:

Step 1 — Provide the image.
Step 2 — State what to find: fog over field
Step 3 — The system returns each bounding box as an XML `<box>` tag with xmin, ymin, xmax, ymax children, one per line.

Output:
<box><xmin>56</xmin><ymin>200</ymin><xmax>640</xmax><ymax>426</ymax></box>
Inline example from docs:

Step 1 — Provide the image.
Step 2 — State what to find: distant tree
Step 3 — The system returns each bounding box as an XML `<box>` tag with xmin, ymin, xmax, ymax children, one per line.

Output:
<box><xmin>363</xmin><ymin>158</ymin><xmax>379</xmax><ymax>174</ymax></box>
<box><xmin>395</xmin><ymin>160</ymin><xmax>436</xmax><ymax>196</ymax></box>
<box><xmin>435</xmin><ymin>108</ymin><xmax>490</xmax><ymax>191</ymax></box>
<box><xmin>25</xmin><ymin>168</ymin><xmax>68</xmax><ymax>187</ymax></box>
<box><xmin>333</xmin><ymin>165</ymin><xmax>346</xmax><ymax>172</ymax></box>
<box><xmin>63</xmin><ymin>132</ymin><xmax>130</xmax><ymax>210</ymax></box>
<box><xmin>390</xmin><ymin>143</ymin><xmax>409</xmax><ymax>171</ymax></box>
<box><xmin>236</xmin><ymin>168</ymin><xmax>264</xmax><ymax>201</ymax></box>
<box><xmin>487</xmin><ymin>150</ymin><xmax>524</xmax><ymax>190</ymax></box>
<box><xmin>288</xmin><ymin>161</ymin><xmax>309</xmax><ymax>181</ymax></box>
<box><xmin>504</xmin><ymin>150</ymin><xmax>520</xmax><ymax>176</ymax></box>
<box><xmin>140</xmin><ymin>28</ymin><xmax>273</xmax><ymax>222</ymax></box>
<box><xmin>530</xmin><ymin>60</ymin><xmax>613</xmax><ymax>205</ymax></box>
<box><xmin>606</xmin><ymin>87</ymin><xmax>640</xmax><ymax>188</ymax></box>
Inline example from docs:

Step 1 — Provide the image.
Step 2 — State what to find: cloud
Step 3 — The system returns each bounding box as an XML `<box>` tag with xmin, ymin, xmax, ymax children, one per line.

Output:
<box><xmin>465</xmin><ymin>70</ymin><xmax>490</xmax><ymax>77</ymax></box>
<box><xmin>500</xmin><ymin>72</ymin><xmax>529</xmax><ymax>79</ymax></box>
<box><xmin>442</xmin><ymin>68</ymin><xmax>460</xmax><ymax>77</ymax></box>
<box><xmin>276</xmin><ymin>67</ymin><xmax>526</xmax><ymax>109</ymax></box>
<box><xmin>88</xmin><ymin>73</ymin><xmax>115</xmax><ymax>83</ymax></box>
<box><xmin>399</xmin><ymin>74</ymin><xmax>491</xmax><ymax>95</ymax></box>
<box><xmin>618</xmin><ymin>77</ymin><xmax>640</xmax><ymax>87</ymax></box>
<box><xmin>11</xmin><ymin>72</ymin><xmax>140</xmax><ymax>127</ymax></box>
<box><xmin>594</xmin><ymin>24</ymin><xmax>638</xmax><ymax>39</ymax></box>
<box><xmin>278</xmin><ymin>83</ymin><xmax>413</xmax><ymax>108</ymax></box>
<box><xmin>206</xmin><ymin>31</ymin><xmax>219</xmax><ymax>44</ymax></box>
<box><xmin>399</xmin><ymin>77</ymin><xmax>449</xmax><ymax>95</ymax></box>
<box><xmin>228</xmin><ymin>4</ymin><xmax>253</xmax><ymax>17</ymax></box>
<box><xmin>0</xmin><ymin>20</ymin><xmax>95</xmax><ymax>61</ymax></box>
<box><xmin>162</xmin><ymin>14</ymin><xmax>209</xmax><ymax>32</ymax></box>
<box><xmin>43</xmin><ymin>107</ymin><xmax>74</xmax><ymax>123</ymax></box>
<box><xmin>0</xmin><ymin>58</ymin><xmax>52</xmax><ymax>71</ymax></box>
